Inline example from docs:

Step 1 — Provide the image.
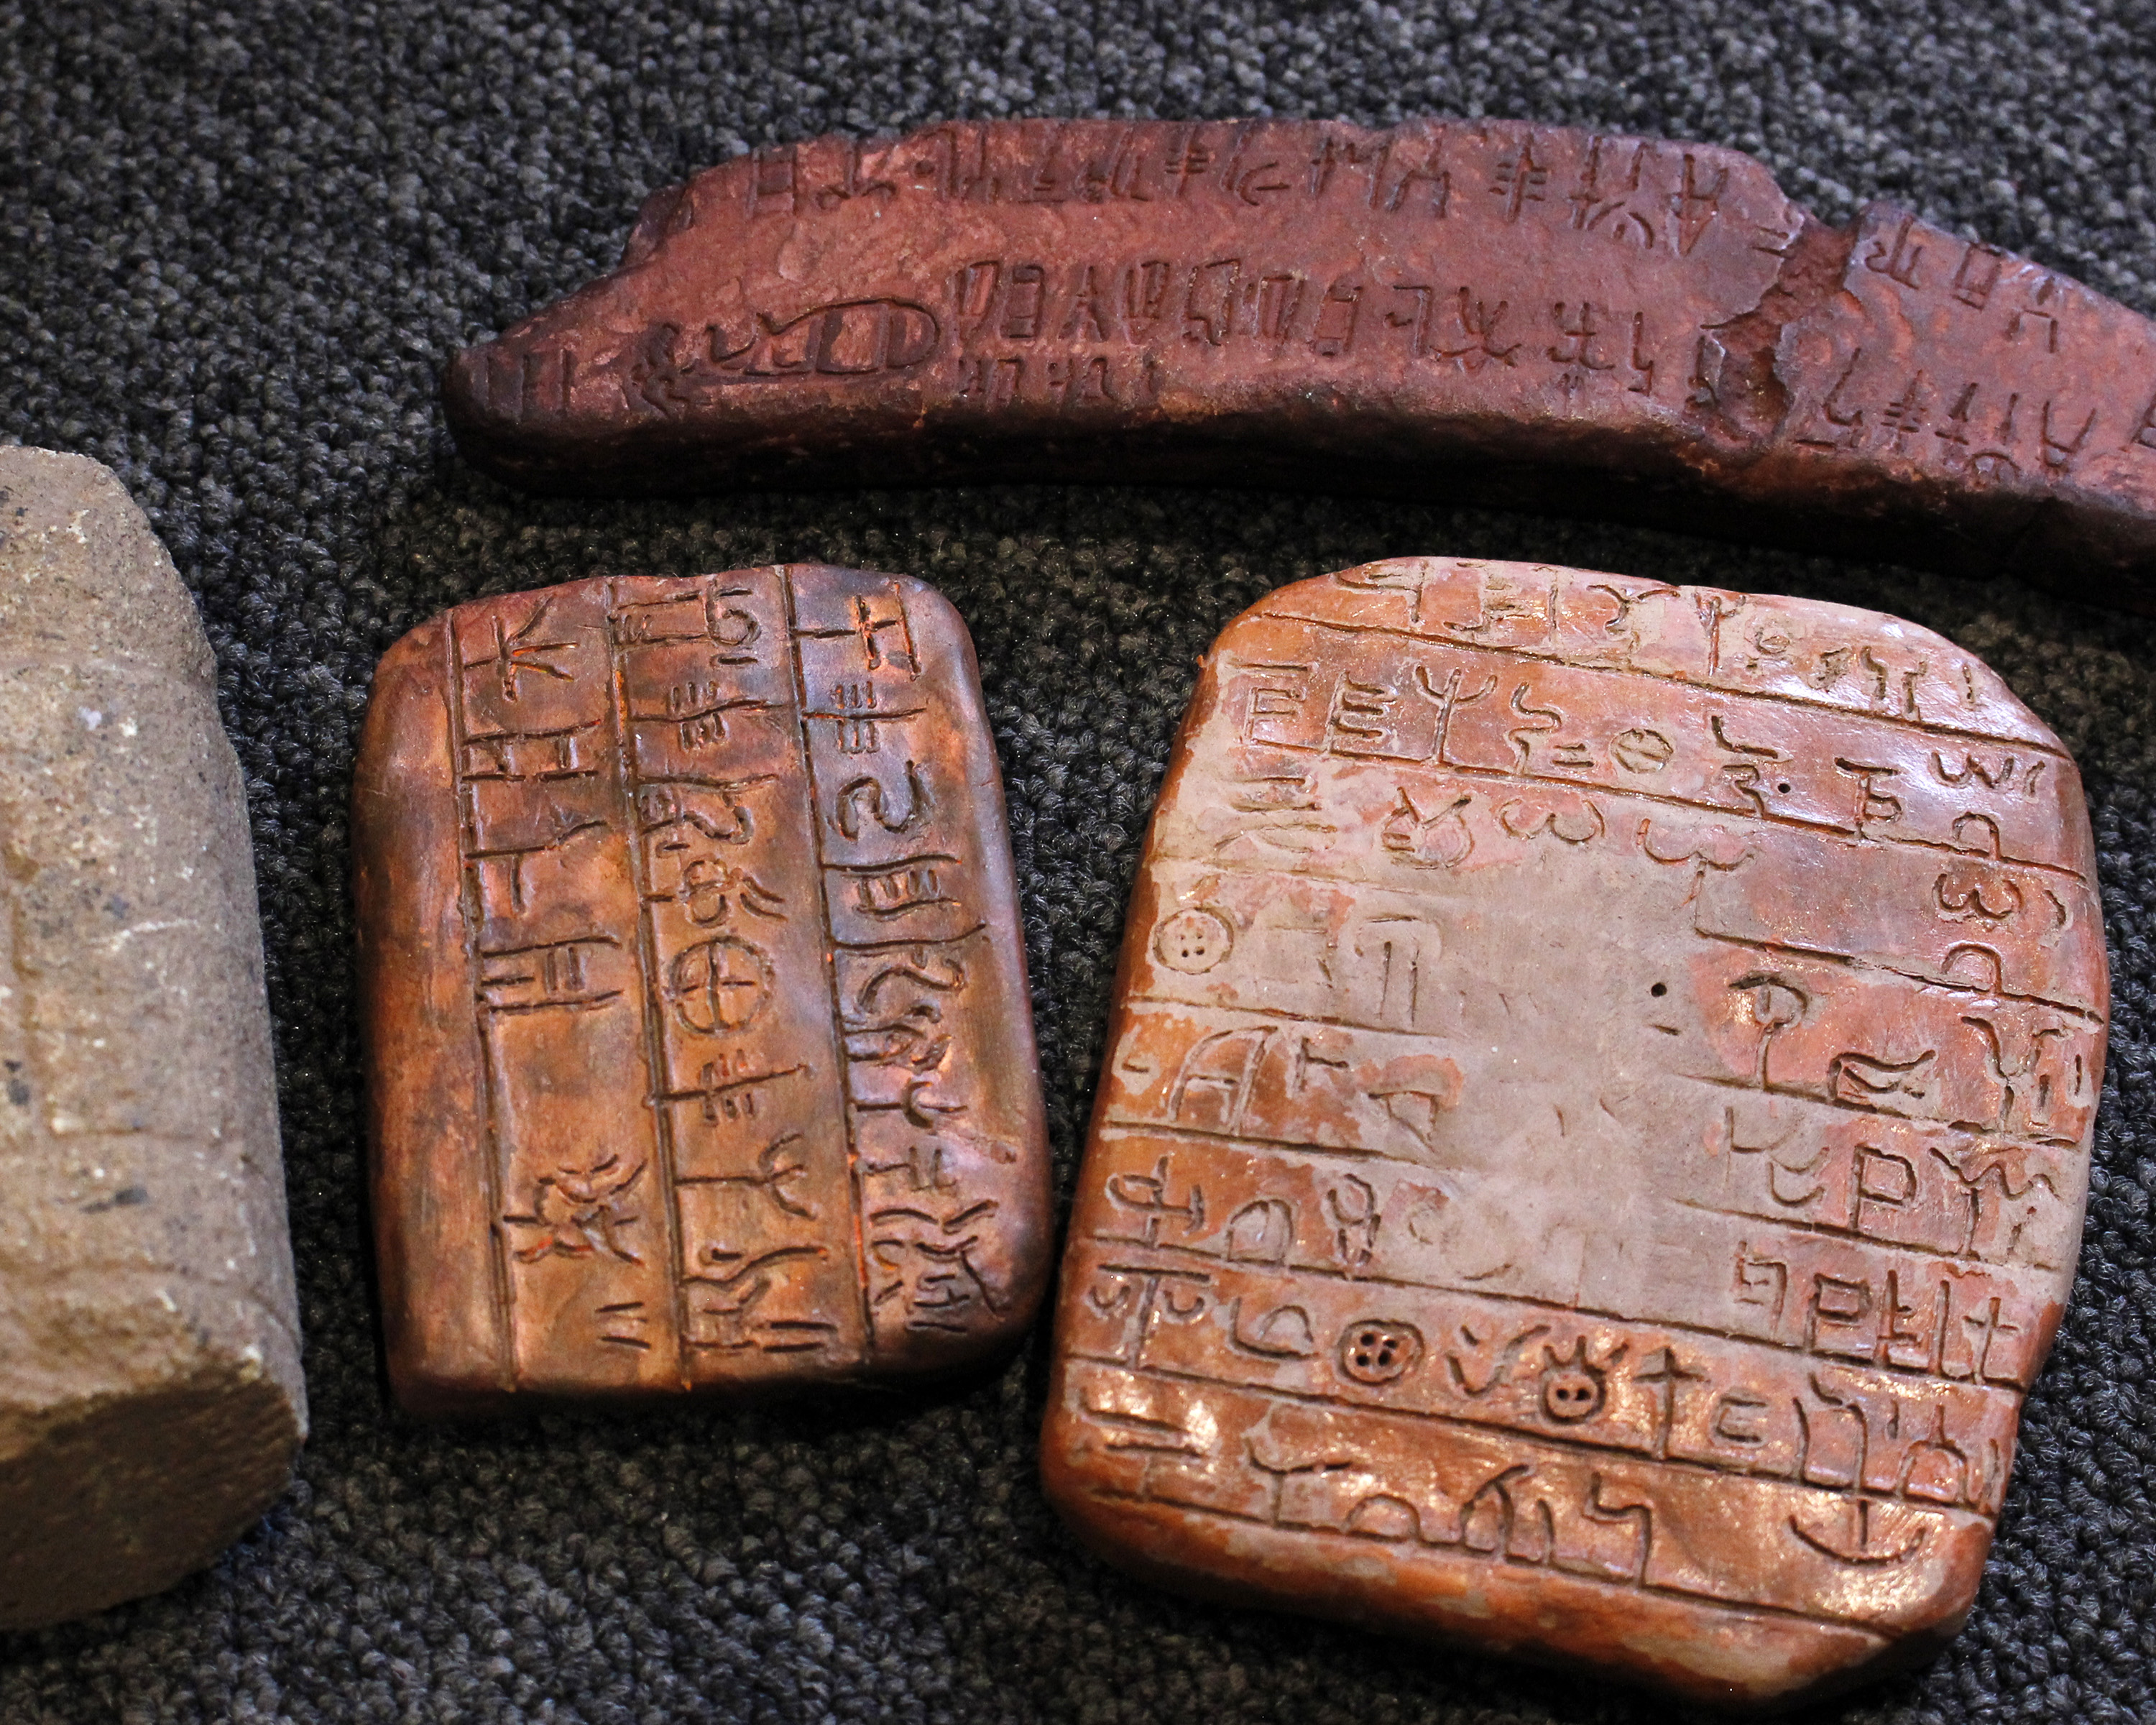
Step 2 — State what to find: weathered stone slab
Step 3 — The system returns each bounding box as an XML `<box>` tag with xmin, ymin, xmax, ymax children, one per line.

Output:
<box><xmin>355</xmin><ymin>565</ymin><xmax>1049</xmax><ymax>1412</ymax></box>
<box><xmin>445</xmin><ymin>119</ymin><xmax>2156</xmax><ymax>608</ymax></box>
<box><xmin>0</xmin><ymin>448</ymin><xmax>302</xmax><ymax>1629</ymax></box>
<box><xmin>1041</xmin><ymin>558</ymin><xmax>2106</xmax><ymax>1707</ymax></box>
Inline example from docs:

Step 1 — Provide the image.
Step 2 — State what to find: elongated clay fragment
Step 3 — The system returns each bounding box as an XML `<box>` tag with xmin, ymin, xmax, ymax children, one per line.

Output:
<box><xmin>1040</xmin><ymin>558</ymin><xmax>2106</xmax><ymax>1708</ymax></box>
<box><xmin>0</xmin><ymin>449</ymin><xmax>303</xmax><ymax>1629</ymax></box>
<box><xmin>446</xmin><ymin>119</ymin><xmax>2156</xmax><ymax>608</ymax></box>
<box><xmin>355</xmin><ymin>565</ymin><xmax>1049</xmax><ymax>1412</ymax></box>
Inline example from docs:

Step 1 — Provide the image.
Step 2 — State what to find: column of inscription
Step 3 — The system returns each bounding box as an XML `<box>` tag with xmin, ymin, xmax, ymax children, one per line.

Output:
<box><xmin>609</xmin><ymin>574</ymin><xmax>864</xmax><ymax>1380</ymax></box>
<box><xmin>450</xmin><ymin>585</ymin><xmax>675</xmax><ymax>1393</ymax></box>
<box><xmin>788</xmin><ymin>569</ymin><xmax>1021</xmax><ymax>1357</ymax></box>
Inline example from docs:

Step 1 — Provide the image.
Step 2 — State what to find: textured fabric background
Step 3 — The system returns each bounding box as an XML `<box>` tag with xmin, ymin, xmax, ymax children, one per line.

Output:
<box><xmin>1</xmin><ymin>3</ymin><xmax>2154</xmax><ymax>1720</ymax></box>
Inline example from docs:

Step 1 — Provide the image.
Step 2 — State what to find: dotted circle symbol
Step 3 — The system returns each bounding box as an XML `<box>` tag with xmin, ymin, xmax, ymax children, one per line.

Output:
<box><xmin>1154</xmin><ymin>907</ymin><xmax>1234</xmax><ymax>975</ymax></box>
<box><xmin>1337</xmin><ymin>1320</ymin><xmax>1424</xmax><ymax>1386</ymax></box>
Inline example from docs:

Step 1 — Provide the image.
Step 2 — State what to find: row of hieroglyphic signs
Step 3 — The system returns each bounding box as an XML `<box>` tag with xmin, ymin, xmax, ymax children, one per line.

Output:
<box><xmin>433</xmin><ymin>566</ymin><xmax>1039</xmax><ymax>1397</ymax></box>
<box><xmin>471</xmin><ymin>119</ymin><xmax>2156</xmax><ymax>507</ymax></box>
<box><xmin>1047</xmin><ymin>558</ymin><xmax>2104</xmax><ymax>1653</ymax></box>
<box><xmin>462</xmin><ymin>119</ymin><xmax>1805</xmax><ymax>438</ymax></box>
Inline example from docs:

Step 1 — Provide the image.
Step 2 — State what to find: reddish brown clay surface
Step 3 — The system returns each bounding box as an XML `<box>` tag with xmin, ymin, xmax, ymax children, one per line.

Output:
<box><xmin>448</xmin><ymin>119</ymin><xmax>2156</xmax><ymax>607</ymax></box>
<box><xmin>355</xmin><ymin>565</ymin><xmax>1049</xmax><ymax>1413</ymax></box>
<box><xmin>1039</xmin><ymin>558</ymin><xmax>2107</xmax><ymax>1708</ymax></box>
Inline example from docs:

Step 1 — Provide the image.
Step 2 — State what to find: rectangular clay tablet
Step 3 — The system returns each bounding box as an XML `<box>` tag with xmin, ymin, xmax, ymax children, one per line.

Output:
<box><xmin>1041</xmin><ymin>558</ymin><xmax>2106</xmax><ymax>1707</ymax></box>
<box><xmin>356</xmin><ymin>566</ymin><xmax>1049</xmax><ymax>1412</ymax></box>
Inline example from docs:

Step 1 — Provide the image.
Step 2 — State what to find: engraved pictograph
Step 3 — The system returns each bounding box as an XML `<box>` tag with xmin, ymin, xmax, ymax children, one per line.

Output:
<box><xmin>364</xmin><ymin>565</ymin><xmax>1047</xmax><ymax>1408</ymax></box>
<box><xmin>1044</xmin><ymin>557</ymin><xmax>2106</xmax><ymax>1706</ymax></box>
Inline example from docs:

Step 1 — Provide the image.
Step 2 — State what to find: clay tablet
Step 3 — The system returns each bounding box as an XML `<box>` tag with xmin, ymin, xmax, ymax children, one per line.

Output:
<box><xmin>448</xmin><ymin>119</ymin><xmax>2156</xmax><ymax>607</ymax></box>
<box><xmin>0</xmin><ymin>449</ymin><xmax>302</xmax><ymax>1629</ymax></box>
<box><xmin>356</xmin><ymin>565</ymin><xmax>1049</xmax><ymax>1412</ymax></box>
<box><xmin>1041</xmin><ymin>558</ymin><xmax>2106</xmax><ymax>1706</ymax></box>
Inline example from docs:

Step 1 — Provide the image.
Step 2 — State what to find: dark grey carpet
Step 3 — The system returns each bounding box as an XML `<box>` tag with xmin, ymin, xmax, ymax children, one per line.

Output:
<box><xmin>2</xmin><ymin>3</ymin><xmax>2155</xmax><ymax>1720</ymax></box>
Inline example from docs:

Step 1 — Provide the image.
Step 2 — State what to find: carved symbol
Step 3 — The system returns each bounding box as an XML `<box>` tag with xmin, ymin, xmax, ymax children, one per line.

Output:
<box><xmin>1788</xmin><ymin>1499</ymin><xmax>1932</xmax><ymax>1566</ymax></box>
<box><xmin>1537</xmin><ymin>1337</ymin><xmax>1622</xmax><ymax>1423</ymax></box>
<box><xmin>666</xmin><ymin>859</ymin><xmax>786</xmax><ymax>928</ymax></box>
<box><xmin>507</xmin><ymin>1156</ymin><xmax>646</xmax><ymax>1263</ymax></box>
<box><xmin>1730</xmin><ymin>971</ymin><xmax>1810</xmax><ymax>1086</ymax></box>
<box><xmin>834</xmin><ymin>761</ymin><xmax>934</xmax><ymax>839</ymax></box>
<box><xmin>1083</xmin><ymin>1398</ymin><xmax>1205</xmax><ymax>1456</ymax></box>
<box><xmin>700</xmin><ymin>1133</ymin><xmax>815</xmax><ymax>1218</ymax></box>
<box><xmin>1447</xmin><ymin>1322</ymin><xmax>1551</xmax><ymax>1397</ymax></box>
<box><xmin>1168</xmin><ymin>1026</ymin><xmax>1274</xmax><ymax>1133</ymax></box>
<box><xmin>1225</xmin><ymin>1197</ymin><xmax>1294</xmax><ymax>1264</ymax></box>
<box><xmin>1583</xmin><ymin>1473</ymin><xmax>1654</xmax><ymax>1581</ymax></box>
<box><xmin>1103</xmin><ymin>1154</ymin><xmax>1205</xmax><ymax>1246</ymax></box>
<box><xmin>691</xmin><ymin>1245</ymin><xmax>836</xmax><ymax>1354</ymax></box>
<box><xmin>697</xmin><ymin>298</ymin><xmax>942</xmax><ymax>382</ymax></box>
<box><xmin>1935</xmin><ymin>862</ymin><xmax>2022</xmax><ymax>925</ymax></box>
<box><xmin>1325</xmin><ymin>1174</ymin><xmax>1379</xmax><ymax>1272</ymax></box>
<box><xmin>825</xmin><ymin>678</ymin><xmax>911</xmax><ymax>754</ymax></box>
<box><xmin>664</xmin><ymin>1051</ymin><xmax>808</xmax><ymax>1124</ymax></box>
<box><xmin>1963</xmin><ymin>1014</ymin><xmax>2073</xmax><ymax>1135</ymax></box>
<box><xmin>1835</xmin><ymin>758</ymin><xmax>1905</xmax><ymax>827</ymax></box>
<box><xmin>1930</xmin><ymin>1141</ymin><xmax>2063</xmax><ymax>1264</ymax></box>
<box><xmin>1381</xmin><ymin>786</ymin><xmax>1473</xmax><ymax>868</ymax></box>
<box><xmin>468</xmin><ymin>801</ymin><xmax>612</xmax><ymax>911</ymax></box>
<box><xmin>661</xmin><ymin>681</ymin><xmax>771</xmax><ymax>752</ymax></box>
<box><xmin>844</xmin><ymin>998</ymin><xmax>952</xmax><ymax>1072</ymax></box>
<box><xmin>853</xmin><ymin>947</ymin><xmax>967</xmax><ymax>1013</ymax></box>
<box><xmin>1829</xmin><ymin>1048</ymin><xmax>1938</xmax><ymax>1109</ymax></box>
<box><xmin>1733</xmin><ymin>1239</ymin><xmax>1789</xmax><ymax>1325</ymax></box>
<box><xmin>1672</xmin><ymin>152</ymin><xmax>1726</xmax><ymax>255</ymax></box>
<box><xmin>1632</xmin><ymin>1346</ymin><xmax>1706</xmax><ymax>1458</ymax></box>
<box><xmin>1498</xmin><ymin>791</ymin><xmax>1603</xmax><ymax>844</ymax></box>
<box><xmin>1154</xmin><ymin>907</ymin><xmax>1235</xmax><ymax>974</ymax></box>
<box><xmin>1228</xmin><ymin>1299</ymin><xmax>1317</xmax><ymax>1358</ymax></box>
<box><xmin>1731</xmin><ymin>1115</ymin><xmax>1832</xmax><ymax>1209</ymax></box>
<box><xmin>1437</xmin><ymin>290</ymin><xmax>1520</xmax><ymax>370</ymax></box>
<box><xmin>1337</xmin><ymin>1319</ymin><xmax>1424</xmax><ymax>1385</ymax></box>
<box><xmin>1364</xmin><ymin>1053</ymin><xmax>1462</xmax><ymax>1151</ymax></box>
<box><xmin>594</xmin><ymin>1300</ymin><xmax>650</xmax><ymax>1351</ymax></box>
<box><xmin>1953</xmin><ymin>241</ymin><xmax>2007</xmax><ymax>309</ymax></box>
<box><xmin>478</xmin><ymin>934</ymin><xmax>624</xmax><ymax>1013</ymax></box>
<box><xmin>666</xmin><ymin>936</ymin><xmax>774</xmax><ymax>1034</ymax></box>
<box><xmin>845</xmin><ymin>855</ymin><xmax>959</xmax><ymax>918</ymax></box>
<box><xmin>1489</xmin><ymin>136</ymin><xmax>1549</xmax><ymax>219</ymax></box>
<box><xmin>868</xmin><ymin>1199</ymin><xmax>1005</xmax><ymax>1331</ymax></box>
<box><xmin>1639</xmin><ymin>816</ymin><xmax>1751</xmax><ymax>874</ymax></box>
<box><xmin>1797</xmin><ymin>348</ymin><xmax>1866</xmax><ymax>451</ymax></box>
<box><xmin>464</xmin><ymin>598</ymin><xmax>579</xmax><ymax>702</ymax></box>
<box><xmin>1611</xmin><ymin>727</ymin><xmax>1674</xmax><ymax>773</ymax></box>
<box><xmin>1865</xmin><ymin>211</ymin><xmax>1926</xmax><ymax>288</ymax></box>
<box><xmin>638</xmin><ymin>778</ymin><xmax>770</xmax><ymax>846</ymax></box>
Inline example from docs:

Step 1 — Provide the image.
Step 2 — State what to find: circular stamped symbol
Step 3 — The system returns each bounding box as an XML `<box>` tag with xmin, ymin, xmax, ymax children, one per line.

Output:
<box><xmin>1154</xmin><ymin>907</ymin><xmax>1234</xmax><ymax>974</ymax></box>
<box><xmin>1337</xmin><ymin>1320</ymin><xmax>1424</xmax><ymax>1386</ymax></box>
<box><xmin>667</xmin><ymin>935</ymin><xmax>774</xmax><ymax>1034</ymax></box>
<box><xmin>1538</xmin><ymin>1343</ymin><xmax>1609</xmax><ymax>1423</ymax></box>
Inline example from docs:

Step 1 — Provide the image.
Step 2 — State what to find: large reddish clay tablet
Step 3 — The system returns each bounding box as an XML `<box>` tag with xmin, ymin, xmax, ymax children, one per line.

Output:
<box><xmin>1040</xmin><ymin>558</ymin><xmax>2106</xmax><ymax>1707</ymax></box>
<box><xmin>354</xmin><ymin>565</ymin><xmax>1049</xmax><ymax>1412</ymax></box>
<box><xmin>448</xmin><ymin>119</ymin><xmax>2156</xmax><ymax>606</ymax></box>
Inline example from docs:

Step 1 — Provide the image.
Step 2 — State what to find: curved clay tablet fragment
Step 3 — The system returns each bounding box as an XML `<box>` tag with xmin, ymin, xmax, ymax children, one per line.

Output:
<box><xmin>0</xmin><ymin>449</ymin><xmax>303</xmax><ymax>1629</ymax></box>
<box><xmin>449</xmin><ymin>119</ymin><xmax>2156</xmax><ymax>607</ymax></box>
<box><xmin>355</xmin><ymin>565</ymin><xmax>1049</xmax><ymax>1412</ymax></box>
<box><xmin>1040</xmin><ymin>558</ymin><xmax>2106</xmax><ymax>1707</ymax></box>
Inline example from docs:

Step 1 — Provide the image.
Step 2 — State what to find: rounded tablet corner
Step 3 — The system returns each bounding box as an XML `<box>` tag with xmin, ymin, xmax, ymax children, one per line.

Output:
<box><xmin>387</xmin><ymin>1356</ymin><xmax>516</xmax><ymax>1422</ymax></box>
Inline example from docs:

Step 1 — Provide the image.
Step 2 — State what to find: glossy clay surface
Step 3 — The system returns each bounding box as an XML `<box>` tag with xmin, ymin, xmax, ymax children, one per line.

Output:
<box><xmin>356</xmin><ymin>565</ymin><xmax>1049</xmax><ymax>1412</ymax></box>
<box><xmin>1043</xmin><ymin>558</ymin><xmax>2106</xmax><ymax>1707</ymax></box>
<box><xmin>448</xmin><ymin>119</ymin><xmax>2156</xmax><ymax>606</ymax></box>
